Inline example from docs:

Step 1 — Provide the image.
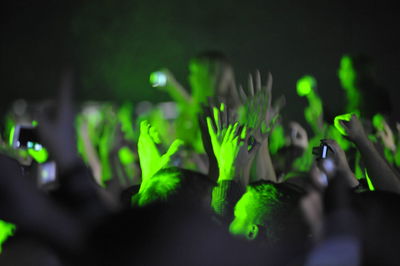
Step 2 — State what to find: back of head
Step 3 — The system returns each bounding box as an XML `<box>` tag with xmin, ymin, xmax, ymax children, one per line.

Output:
<box><xmin>189</xmin><ymin>51</ymin><xmax>237</xmax><ymax>106</ymax></box>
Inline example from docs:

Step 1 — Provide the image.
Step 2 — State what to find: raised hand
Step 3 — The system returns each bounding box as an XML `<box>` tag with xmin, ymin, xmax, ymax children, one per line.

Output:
<box><xmin>373</xmin><ymin>114</ymin><xmax>396</xmax><ymax>152</ymax></box>
<box><xmin>338</xmin><ymin>114</ymin><xmax>367</xmax><ymax>144</ymax></box>
<box><xmin>36</xmin><ymin>69</ymin><xmax>80</xmax><ymax>173</ymax></box>
<box><xmin>138</xmin><ymin>120</ymin><xmax>184</xmax><ymax>187</ymax></box>
<box><xmin>238</xmin><ymin>70</ymin><xmax>284</xmax><ymax>142</ymax></box>
<box><xmin>237</xmin><ymin>71</ymin><xmax>284</xmax><ymax>183</ymax></box>
<box><xmin>204</xmin><ymin>103</ymin><xmax>245</xmax><ymax>182</ymax></box>
<box><xmin>288</xmin><ymin>121</ymin><xmax>309</xmax><ymax>150</ymax></box>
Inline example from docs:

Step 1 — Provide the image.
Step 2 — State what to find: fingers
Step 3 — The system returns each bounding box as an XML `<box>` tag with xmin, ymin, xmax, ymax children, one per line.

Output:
<box><xmin>266</xmin><ymin>72</ymin><xmax>273</xmax><ymax>95</ymax></box>
<box><xmin>238</xmin><ymin>85</ymin><xmax>247</xmax><ymax>103</ymax></box>
<box><xmin>213</xmin><ymin>107</ymin><xmax>222</xmax><ymax>133</ymax></box>
<box><xmin>206</xmin><ymin>117</ymin><xmax>217</xmax><ymax>141</ymax></box>
<box><xmin>222</xmin><ymin>124</ymin><xmax>233</xmax><ymax>144</ymax></box>
<box><xmin>220</xmin><ymin>103</ymin><xmax>228</xmax><ymax>128</ymax></box>
<box><xmin>140</xmin><ymin>120</ymin><xmax>150</xmax><ymax>133</ymax></box>
<box><xmin>165</xmin><ymin>139</ymin><xmax>184</xmax><ymax>157</ymax></box>
<box><xmin>140</xmin><ymin>120</ymin><xmax>161</xmax><ymax>144</ymax></box>
<box><xmin>149</xmin><ymin>126</ymin><xmax>161</xmax><ymax>144</ymax></box>
<box><xmin>231</xmin><ymin>122</ymin><xmax>240</xmax><ymax>142</ymax></box>
<box><xmin>255</xmin><ymin>70</ymin><xmax>261</xmax><ymax>93</ymax></box>
<box><xmin>339</xmin><ymin>120</ymin><xmax>349</xmax><ymax>135</ymax></box>
<box><xmin>248</xmin><ymin>74</ymin><xmax>254</xmax><ymax>97</ymax></box>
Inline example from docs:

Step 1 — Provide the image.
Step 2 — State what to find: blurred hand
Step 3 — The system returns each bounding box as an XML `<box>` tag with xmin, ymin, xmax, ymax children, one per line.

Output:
<box><xmin>339</xmin><ymin>115</ymin><xmax>368</xmax><ymax>145</ymax></box>
<box><xmin>238</xmin><ymin>70</ymin><xmax>284</xmax><ymax>143</ymax></box>
<box><xmin>36</xmin><ymin>70</ymin><xmax>80</xmax><ymax>173</ymax></box>
<box><xmin>316</xmin><ymin>139</ymin><xmax>359</xmax><ymax>188</ymax></box>
<box><xmin>289</xmin><ymin>121</ymin><xmax>309</xmax><ymax>150</ymax></box>
<box><xmin>377</xmin><ymin>120</ymin><xmax>396</xmax><ymax>152</ymax></box>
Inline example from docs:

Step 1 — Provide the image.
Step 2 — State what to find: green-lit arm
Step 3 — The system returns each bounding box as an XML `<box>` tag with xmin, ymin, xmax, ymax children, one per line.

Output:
<box><xmin>296</xmin><ymin>75</ymin><xmax>324</xmax><ymax>135</ymax></box>
<box><xmin>150</xmin><ymin>69</ymin><xmax>192</xmax><ymax>107</ymax></box>
<box><xmin>238</xmin><ymin>71</ymin><xmax>282</xmax><ymax>183</ymax></box>
<box><xmin>206</xmin><ymin>104</ymin><xmax>245</xmax><ymax>215</ymax></box>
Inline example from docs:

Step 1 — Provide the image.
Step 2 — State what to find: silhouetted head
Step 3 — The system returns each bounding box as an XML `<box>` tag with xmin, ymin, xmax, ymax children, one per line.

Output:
<box><xmin>338</xmin><ymin>54</ymin><xmax>376</xmax><ymax>91</ymax></box>
<box><xmin>188</xmin><ymin>51</ymin><xmax>235</xmax><ymax>104</ymax></box>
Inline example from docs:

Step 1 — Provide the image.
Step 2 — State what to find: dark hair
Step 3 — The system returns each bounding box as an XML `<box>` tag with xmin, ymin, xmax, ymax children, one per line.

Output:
<box><xmin>348</xmin><ymin>54</ymin><xmax>376</xmax><ymax>87</ymax></box>
<box><xmin>193</xmin><ymin>50</ymin><xmax>232</xmax><ymax>66</ymax></box>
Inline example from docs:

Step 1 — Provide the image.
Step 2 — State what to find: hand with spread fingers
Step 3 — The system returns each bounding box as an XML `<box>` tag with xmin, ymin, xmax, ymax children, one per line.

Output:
<box><xmin>237</xmin><ymin>70</ymin><xmax>285</xmax><ymax>142</ymax></box>
<box><xmin>203</xmin><ymin>103</ymin><xmax>245</xmax><ymax>182</ymax></box>
<box><xmin>138</xmin><ymin>120</ymin><xmax>184</xmax><ymax>187</ymax></box>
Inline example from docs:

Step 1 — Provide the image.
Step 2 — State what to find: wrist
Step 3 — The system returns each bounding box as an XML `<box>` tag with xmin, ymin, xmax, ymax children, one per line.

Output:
<box><xmin>218</xmin><ymin>167</ymin><xmax>235</xmax><ymax>182</ymax></box>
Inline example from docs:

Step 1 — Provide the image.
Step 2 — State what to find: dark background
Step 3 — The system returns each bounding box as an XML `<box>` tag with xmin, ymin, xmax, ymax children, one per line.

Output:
<box><xmin>1</xmin><ymin>0</ymin><xmax>399</xmax><ymax>123</ymax></box>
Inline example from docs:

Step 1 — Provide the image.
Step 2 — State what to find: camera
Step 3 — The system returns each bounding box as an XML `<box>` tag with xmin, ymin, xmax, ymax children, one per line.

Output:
<box><xmin>12</xmin><ymin>125</ymin><xmax>42</xmax><ymax>151</ymax></box>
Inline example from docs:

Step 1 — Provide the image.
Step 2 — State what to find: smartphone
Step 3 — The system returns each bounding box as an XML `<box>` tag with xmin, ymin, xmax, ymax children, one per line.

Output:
<box><xmin>312</xmin><ymin>142</ymin><xmax>331</xmax><ymax>160</ymax></box>
<box><xmin>37</xmin><ymin>161</ymin><xmax>57</xmax><ymax>188</ymax></box>
<box><xmin>149</xmin><ymin>71</ymin><xmax>167</xmax><ymax>87</ymax></box>
<box><xmin>12</xmin><ymin>125</ymin><xmax>42</xmax><ymax>150</ymax></box>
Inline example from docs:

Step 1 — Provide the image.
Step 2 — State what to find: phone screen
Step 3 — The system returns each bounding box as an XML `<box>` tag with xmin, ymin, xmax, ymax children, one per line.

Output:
<box><xmin>38</xmin><ymin>161</ymin><xmax>57</xmax><ymax>187</ymax></box>
<box><xmin>321</xmin><ymin>145</ymin><xmax>328</xmax><ymax>159</ymax></box>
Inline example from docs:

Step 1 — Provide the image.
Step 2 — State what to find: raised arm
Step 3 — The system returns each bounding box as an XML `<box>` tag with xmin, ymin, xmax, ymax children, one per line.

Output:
<box><xmin>341</xmin><ymin>115</ymin><xmax>400</xmax><ymax>193</ymax></box>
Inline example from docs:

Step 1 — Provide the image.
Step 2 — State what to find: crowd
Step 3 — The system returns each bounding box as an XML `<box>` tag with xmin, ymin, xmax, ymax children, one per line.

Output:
<box><xmin>0</xmin><ymin>51</ymin><xmax>399</xmax><ymax>265</ymax></box>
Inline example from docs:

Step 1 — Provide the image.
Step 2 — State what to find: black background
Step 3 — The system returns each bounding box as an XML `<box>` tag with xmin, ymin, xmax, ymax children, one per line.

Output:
<box><xmin>1</xmin><ymin>0</ymin><xmax>399</xmax><ymax>123</ymax></box>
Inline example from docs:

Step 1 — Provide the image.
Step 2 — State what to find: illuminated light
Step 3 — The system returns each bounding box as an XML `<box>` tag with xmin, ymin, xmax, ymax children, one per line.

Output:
<box><xmin>31</xmin><ymin>120</ymin><xmax>38</xmax><ymax>127</ymax></box>
<box><xmin>149</xmin><ymin>72</ymin><xmax>167</xmax><ymax>87</ymax></box>
<box><xmin>372</xmin><ymin>113</ymin><xmax>385</xmax><ymax>131</ymax></box>
<box><xmin>0</xmin><ymin>220</ymin><xmax>15</xmax><ymax>253</ymax></box>
<box><xmin>41</xmin><ymin>169</ymin><xmax>49</xmax><ymax>179</ymax></box>
<box><xmin>334</xmin><ymin>113</ymin><xmax>357</xmax><ymax>136</ymax></box>
<box><xmin>364</xmin><ymin>169</ymin><xmax>375</xmax><ymax>191</ymax></box>
<box><xmin>118</xmin><ymin>146</ymin><xmax>135</xmax><ymax>165</ymax></box>
<box><xmin>296</xmin><ymin>75</ymin><xmax>316</xmax><ymax>97</ymax></box>
<box><xmin>34</xmin><ymin>143</ymin><xmax>42</xmax><ymax>151</ymax></box>
<box><xmin>27</xmin><ymin>141</ymin><xmax>34</xmax><ymax>149</ymax></box>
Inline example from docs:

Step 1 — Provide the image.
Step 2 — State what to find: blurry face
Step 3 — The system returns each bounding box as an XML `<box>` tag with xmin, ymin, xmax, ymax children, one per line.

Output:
<box><xmin>188</xmin><ymin>60</ymin><xmax>216</xmax><ymax>103</ymax></box>
<box><xmin>338</xmin><ymin>56</ymin><xmax>357</xmax><ymax>90</ymax></box>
